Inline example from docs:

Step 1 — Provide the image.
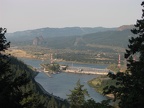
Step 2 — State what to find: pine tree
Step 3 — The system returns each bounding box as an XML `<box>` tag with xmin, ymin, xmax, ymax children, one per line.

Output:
<box><xmin>103</xmin><ymin>1</ymin><xmax>144</xmax><ymax>108</ymax></box>
<box><xmin>67</xmin><ymin>80</ymin><xmax>89</xmax><ymax>108</ymax></box>
<box><xmin>68</xmin><ymin>80</ymin><xmax>113</xmax><ymax>108</ymax></box>
<box><xmin>0</xmin><ymin>28</ymin><xmax>21</xmax><ymax>107</ymax></box>
<box><xmin>0</xmin><ymin>28</ymin><xmax>10</xmax><ymax>52</ymax></box>
<box><xmin>47</xmin><ymin>96</ymin><xmax>58</xmax><ymax>108</ymax></box>
<box><xmin>0</xmin><ymin>28</ymin><xmax>47</xmax><ymax>108</ymax></box>
<box><xmin>82</xmin><ymin>99</ymin><xmax>113</xmax><ymax>108</ymax></box>
<box><xmin>0</xmin><ymin>28</ymin><xmax>30</xmax><ymax>107</ymax></box>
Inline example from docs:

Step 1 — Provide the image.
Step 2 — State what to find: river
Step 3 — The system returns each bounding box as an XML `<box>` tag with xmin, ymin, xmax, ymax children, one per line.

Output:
<box><xmin>20</xmin><ymin>58</ymin><xmax>107</xmax><ymax>102</ymax></box>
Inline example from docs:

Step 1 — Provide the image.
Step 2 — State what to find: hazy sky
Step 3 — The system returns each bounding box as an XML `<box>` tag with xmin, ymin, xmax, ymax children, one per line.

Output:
<box><xmin>0</xmin><ymin>0</ymin><xmax>143</xmax><ymax>33</ymax></box>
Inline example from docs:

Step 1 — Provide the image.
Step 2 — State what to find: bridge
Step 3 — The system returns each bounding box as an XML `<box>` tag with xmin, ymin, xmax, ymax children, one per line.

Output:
<box><xmin>65</xmin><ymin>66</ymin><xmax>110</xmax><ymax>75</ymax></box>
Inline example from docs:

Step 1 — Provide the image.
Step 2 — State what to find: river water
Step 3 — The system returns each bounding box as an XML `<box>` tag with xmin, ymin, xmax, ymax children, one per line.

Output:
<box><xmin>21</xmin><ymin>58</ymin><xmax>107</xmax><ymax>102</ymax></box>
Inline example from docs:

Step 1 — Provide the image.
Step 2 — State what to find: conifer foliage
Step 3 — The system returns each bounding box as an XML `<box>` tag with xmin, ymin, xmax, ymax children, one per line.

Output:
<box><xmin>0</xmin><ymin>27</ymin><xmax>69</xmax><ymax>108</ymax></box>
<box><xmin>0</xmin><ymin>28</ymin><xmax>46</xmax><ymax>108</ymax></box>
<box><xmin>67</xmin><ymin>80</ymin><xmax>89</xmax><ymax>108</ymax></box>
<box><xmin>67</xmin><ymin>80</ymin><xmax>113</xmax><ymax>108</ymax></box>
<box><xmin>0</xmin><ymin>28</ymin><xmax>19</xmax><ymax>107</ymax></box>
<box><xmin>103</xmin><ymin>1</ymin><xmax>144</xmax><ymax>108</ymax></box>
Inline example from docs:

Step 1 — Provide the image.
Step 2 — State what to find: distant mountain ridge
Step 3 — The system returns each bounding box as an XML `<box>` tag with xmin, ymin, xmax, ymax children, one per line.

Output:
<box><xmin>6</xmin><ymin>26</ymin><xmax>116</xmax><ymax>41</ymax></box>
<box><xmin>117</xmin><ymin>25</ymin><xmax>134</xmax><ymax>31</ymax></box>
<box><xmin>5</xmin><ymin>25</ymin><xmax>136</xmax><ymax>64</ymax></box>
<box><xmin>6</xmin><ymin>25</ymin><xmax>135</xmax><ymax>50</ymax></box>
<box><xmin>36</xmin><ymin>29</ymin><xmax>133</xmax><ymax>49</ymax></box>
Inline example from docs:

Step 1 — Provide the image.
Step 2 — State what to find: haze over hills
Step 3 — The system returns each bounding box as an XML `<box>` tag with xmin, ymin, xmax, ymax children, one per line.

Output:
<box><xmin>6</xmin><ymin>25</ymin><xmax>135</xmax><ymax>64</ymax></box>
<box><xmin>24</xmin><ymin>29</ymin><xmax>132</xmax><ymax>50</ymax></box>
<box><xmin>6</xmin><ymin>25</ymin><xmax>134</xmax><ymax>49</ymax></box>
<box><xmin>117</xmin><ymin>25</ymin><xmax>134</xmax><ymax>31</ymax></box>
<box><xmin>6</xmin><ymin>27</ymin><xmax>116</xmax><ymax>41</ymax></box>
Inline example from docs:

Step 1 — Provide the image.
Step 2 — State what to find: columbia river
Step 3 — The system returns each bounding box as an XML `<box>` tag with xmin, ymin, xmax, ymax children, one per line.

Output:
<box><xmin>21</xmin><ymin>58</ymin><xmax>107</xmax><ymax>102</ymax></box>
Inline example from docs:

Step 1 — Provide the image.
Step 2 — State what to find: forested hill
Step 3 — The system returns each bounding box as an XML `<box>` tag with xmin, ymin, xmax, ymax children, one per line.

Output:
<box><xmin>81</xmin><ymin>29</ymin><xmax>134</xmax><ymax>48</ymax></box>
<box><xmin>9</xmin><ymin>29</ymin><xmax>133</xmax><ymax>50</ymax></box>
<box><xmin>6</xmin><ymin>25</ymin><xmax>135</xmax><ymax>49</ymax></box>
<box><xmin>5</xmin><ymin>25</ymin><xmax>136</xmax><ymax>62</ymax></box>
<box><xmin>6</xmin><ymin>56</ymin><xmax>69</xmax><ymax>108</ymax></box>
<box><xmin>6</xmin><ymin>27</ymin><xmax>116</xmax><ymax>41</ymax></box>
<box><xmin>29</xmin><ymin>29</ymin><xmax>133</xmax><ymax>49</ymax></box>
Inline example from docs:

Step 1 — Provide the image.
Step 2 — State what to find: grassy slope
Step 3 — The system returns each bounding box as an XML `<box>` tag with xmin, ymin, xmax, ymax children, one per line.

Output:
<box><xmin>88</xmin><ymin>76</ymin><xmax>116</xmax><ymax>95</ymax></box>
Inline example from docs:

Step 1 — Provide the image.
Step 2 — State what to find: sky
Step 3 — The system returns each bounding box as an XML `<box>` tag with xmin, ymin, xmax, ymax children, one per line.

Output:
<box><xmin>0</xmin><ymin>0</ymin><xmax>143</xmax><ymax>33</ymax></box>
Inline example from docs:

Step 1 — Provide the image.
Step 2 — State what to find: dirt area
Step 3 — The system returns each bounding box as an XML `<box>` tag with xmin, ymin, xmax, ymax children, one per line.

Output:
<box><xmin>5</xmin><ymin>49</ymin><xmax>35</xmax><ymax>58</ymax></box>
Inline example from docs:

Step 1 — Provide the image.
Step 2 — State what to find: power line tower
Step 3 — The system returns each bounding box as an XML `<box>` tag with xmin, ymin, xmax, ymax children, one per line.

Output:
<box><xmin>50</xmin><ymin>53</ymin><xmax>54</xmax><ymax>64</ymax></box>
<box><xmin>118</xmin><ymin>54</ymin><xmax>121</xmax><ymax>69</ymax></box>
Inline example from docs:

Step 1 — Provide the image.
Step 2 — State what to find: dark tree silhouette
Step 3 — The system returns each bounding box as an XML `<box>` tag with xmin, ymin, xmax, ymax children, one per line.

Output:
<box><xmin>0</xmin><ymin>27</ymin><xmax>69</xmax><ymax>108</ymax></box>
<box><xmin>103</xmin><ymin>1</ymin><xmax>144</xmax><ymax>108</ymax></box>
<box><xmin>0</xmin><ymin>28</ymin><xmax>19</xmax><ymax>107</ymax></box>
<box><xmin>0</xmin><ymin>28</ymin><xmax>10</xmax><ymax>52</ymax></box>
<box><xmin>68</xmin><ymin>80</ymin><xmax>113</xmax><ymax>108</ymax></box>
<box><xmin>67</xmin><ymin>80</ymin><xmax>89</xmax><ymax>108</ymax></box>
<box><xmin>0</xmin><ymin>28</ymin><xmax>39</xmax><ymax>108</ymax></box>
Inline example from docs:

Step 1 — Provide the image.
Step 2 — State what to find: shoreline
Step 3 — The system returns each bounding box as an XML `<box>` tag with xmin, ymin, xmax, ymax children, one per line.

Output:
<box><xmin>8</xmin><ymin>48</ymin><xmax>112</xmax><ymax>65</ymax></box>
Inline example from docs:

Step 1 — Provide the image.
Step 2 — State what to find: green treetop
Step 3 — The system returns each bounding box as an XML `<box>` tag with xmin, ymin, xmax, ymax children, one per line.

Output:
<box><xmin>67</xmin><ymin>80</ymin><xmax>89</xmax><ymax>108</ymax></box>
<box><xmin>103</xmin><ymin>1</ymin><xmax>144</xmax><ymax>108</ymax></box>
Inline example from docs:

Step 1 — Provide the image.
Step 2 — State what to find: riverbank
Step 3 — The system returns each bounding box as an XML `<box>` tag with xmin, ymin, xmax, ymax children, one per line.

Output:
<box><xmin>7</xmin><ymin>48</ymin><xmax>117</xmax><ymax>65</ymax></box>
<box><xmin>87</xmin><ymin>77</ymin><xmax>120</xmax><ymax>107</ymax></box>
<box><xmin>36</xmin><ymin>81</ymin><xmax>66</xmax><ymax>102</ymax></box>
<box><xmin>88</xmin><ymin>75</ymin><xmax>116</xmax><ymax>99</ymax></box>
<box><xmin>17</xmin><ymin>58</ymin><xmax>108</xmax><ymax>102</ymax></box>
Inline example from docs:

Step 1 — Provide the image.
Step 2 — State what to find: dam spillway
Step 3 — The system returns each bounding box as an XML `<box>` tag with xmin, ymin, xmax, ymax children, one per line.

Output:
<box><xmin>65</xmin><ymin>66</ymin><xmax>110</xmax><ymax>75</ymax></box>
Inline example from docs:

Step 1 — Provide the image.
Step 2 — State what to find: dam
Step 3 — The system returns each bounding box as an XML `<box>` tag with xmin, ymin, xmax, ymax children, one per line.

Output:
<box><xmin>65</xmin><ymin>66</ymin><xmax>110</xmax><ymax>75</ymax></box>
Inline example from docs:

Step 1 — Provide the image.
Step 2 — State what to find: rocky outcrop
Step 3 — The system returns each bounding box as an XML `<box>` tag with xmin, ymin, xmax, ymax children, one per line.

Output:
<box><xmin>33</xmin><ymin>36</ymin><xmax>44</xmax><ymax>45</ymax></box>
<box><xmin>117</xmin><ymin>25</ymin><xmax>134</xmax><ymax>31</ymax></box>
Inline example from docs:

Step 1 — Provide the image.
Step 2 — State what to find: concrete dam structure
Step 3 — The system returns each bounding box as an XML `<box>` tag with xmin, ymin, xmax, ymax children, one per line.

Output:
<box><xmin>65</xmin><ymin>67</ymin><xmax>110</xmax><ymax>75</ymax></box>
